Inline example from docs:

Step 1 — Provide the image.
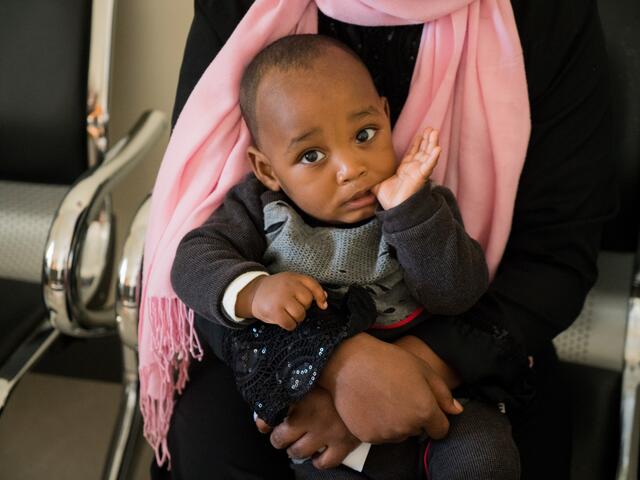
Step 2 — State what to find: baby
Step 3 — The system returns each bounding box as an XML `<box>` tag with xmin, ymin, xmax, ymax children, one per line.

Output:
<box><xmin>171</xmin><ymin>34</ymin><xmax>519</xmax><ymax>480</ymax></box>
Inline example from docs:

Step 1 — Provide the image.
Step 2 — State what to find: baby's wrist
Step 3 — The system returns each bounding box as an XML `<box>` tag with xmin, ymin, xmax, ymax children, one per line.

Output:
<box><xmin>378</xmin><ymin>182</ymin><xmax>429</xmax><ymax>211</ymax></box>
<box><xmin>236</xmin><ymin>275</ymin><xmax>267</xmax><ymax>318</ymax></box>
<box><xmin>378</xmin><ymin>190</ymin><xmax>418</xmax><ymax>211</ymax></box>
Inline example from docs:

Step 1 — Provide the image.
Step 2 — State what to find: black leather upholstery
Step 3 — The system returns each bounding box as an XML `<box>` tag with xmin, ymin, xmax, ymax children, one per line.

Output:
<box><xmin>559</xmin><ymin>362</ymin><xmax>621</xmax><ymax>480</ymax></box>
<box><xmin>0</xmin><ymin>279</ymin><xmax>46</xmax><ymax>366</ymax></box>
<box><xmin>0</xmin><ymin>0</ymin><xmax>91</xmax><ymax>185</ymax></box>
<box><xmin>598</xmin><ymin>0</ymin><xmax>640</xmax><ymax>251</ymax></box>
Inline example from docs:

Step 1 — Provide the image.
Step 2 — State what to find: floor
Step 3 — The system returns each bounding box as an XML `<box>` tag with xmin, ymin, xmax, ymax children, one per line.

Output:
<box><xmin>0</xmin><ymin>335</ymin><xmax>153</xmax><ymax>480</ymax></box>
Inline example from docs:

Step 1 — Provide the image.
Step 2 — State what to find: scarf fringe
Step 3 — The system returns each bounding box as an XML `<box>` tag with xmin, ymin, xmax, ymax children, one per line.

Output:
<box><xmin>140</xmin><ymin>296</ymin><xmax>203</xmax><ymax>468</ymax></box>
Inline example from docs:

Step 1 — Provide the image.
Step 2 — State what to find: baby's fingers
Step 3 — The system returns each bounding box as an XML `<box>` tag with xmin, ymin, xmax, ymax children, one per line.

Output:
<box><xmin>255</xmin><ymin>417</ymin><xmax>273</xmax><ymax>434</ymax></box>
<box><xmin>298</xmin><ymin>276</ymin><xmax>328</xmax><ymax>309</ymax></box>
<box><xmin>404</xmin><ymin>132</ymin><xmax>423</xmax><ymax>161</ymax></box>
<box><xmin>418</xmin><ymin>128</ymin><xmax>438</xmax><ymax>155</ymax></box>
<box><xmin>285</xmin><ymin>300</ymin><xmax>308</xmax><ymax>326</ymax></box>
<box><xmin>419</xmin><ymin>146</ymin><xmax>440</xmax><ymax>180</ymax></box>
<box><xmin>270</xmin><ymin>309</ymin><xmax>298</xmax><ymax>331</ymax></box>
<box><xmin>418</xmin><ymin>127</ymin><xmax>432</xmax><ymax>154</ymax></box>
<box><xmin>427</xmin><ymin>128</ymin><xmax>439</xmax><ymax>154</ymax></box>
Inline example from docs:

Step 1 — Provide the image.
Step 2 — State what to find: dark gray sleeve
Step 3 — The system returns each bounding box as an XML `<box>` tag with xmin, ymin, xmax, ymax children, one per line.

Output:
<box><xmin>376</xmin><ymin>183</ymin><xmax>489</xmax><ymax>315</ymax></box>
<box><xmin>170</xmin><ymin>176</ymin><xmax>268</xmax><ymax>328</ymax></box>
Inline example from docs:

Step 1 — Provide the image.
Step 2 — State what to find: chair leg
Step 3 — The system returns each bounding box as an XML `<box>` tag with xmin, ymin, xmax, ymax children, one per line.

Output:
<box><xmin>102</xmin><ymin>342</ymin><xmax>141</xmax><ymax>480</ymax></box>
<box><xmin>0</xmin><ymin>320</ymin><xmax>59</xmax><ymax>412</ymax></box>
<box><xmin>617</xmin><ymin>297</ymin><xmax>640</xmax><ymax>480</ymax></box>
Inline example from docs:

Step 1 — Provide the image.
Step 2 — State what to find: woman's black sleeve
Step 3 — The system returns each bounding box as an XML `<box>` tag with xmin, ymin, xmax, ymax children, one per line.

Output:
<box><xmin>408</xmin><ymin>0</ymin><xmax>617</xmax><ymax>409</ymax></box>
<box><xmin>171</xmin><ymin>0</ymin><xmax>255</xmax><ymax>128</ymax></box>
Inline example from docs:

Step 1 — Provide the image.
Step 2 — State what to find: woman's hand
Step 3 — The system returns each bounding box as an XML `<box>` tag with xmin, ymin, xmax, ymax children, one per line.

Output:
<box><xmin>319</xmin><ymin>333</ymin><xmax>462</xmax><ymax>444</ymax></box>
<box><xmin>256</xmin><ymin>387</ymin><xmax>361</xmax><ymax>470</ymax></box>
<box><xmin>373</xmin><ymin>127</ymin><xmax>440</xmax><ymax>210</ymax></box>
<box><xmin>394</xmin><ymin>335</ymin><xmax>462</xmax><ymax>390</ymax></box>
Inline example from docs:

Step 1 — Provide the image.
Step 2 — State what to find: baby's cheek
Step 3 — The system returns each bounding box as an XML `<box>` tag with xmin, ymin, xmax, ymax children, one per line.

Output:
<box><xmin>377</xmin><ymin>154</ymin><xmax>398</xmax><ymax>180</ymax></box>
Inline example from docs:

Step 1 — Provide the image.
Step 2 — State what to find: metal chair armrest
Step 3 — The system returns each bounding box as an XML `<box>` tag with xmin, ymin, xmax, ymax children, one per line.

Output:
<box><xmin>44</xmin><ymin>110</ymin><xmax>167</xmax><ymax>337</ymax></box>
<box><xmin>101</xmin><ymin>195</ymin><xmax>150</xmax><ymax>480</ymax></box>
<box><xmin>116</xmin><ymin>196</ymin><xmax>150</xmax><ymax>351</ymax></box>
<box><xmin>618</xmin><ymin>258</ymin><xmax>640</xmax><ymax>480</ymax></box>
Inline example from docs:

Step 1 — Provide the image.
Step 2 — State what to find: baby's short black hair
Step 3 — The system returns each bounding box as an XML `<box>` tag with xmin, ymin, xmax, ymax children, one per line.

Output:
<box><xmin>239</xmin><ymin>34</ymin><xmax>367</xmax><ymax>144</ymax></box>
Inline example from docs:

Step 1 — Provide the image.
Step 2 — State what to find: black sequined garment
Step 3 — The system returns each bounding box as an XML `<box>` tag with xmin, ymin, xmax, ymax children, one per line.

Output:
<box><xmin>318</xmin><ymin>12</ymin><xmax>423</xmax><ymax>126</ymax></box>
<box><xmin>196</xmin><ymin>286</ymin><xmax>377</xmax><ymax>426</ymax></box>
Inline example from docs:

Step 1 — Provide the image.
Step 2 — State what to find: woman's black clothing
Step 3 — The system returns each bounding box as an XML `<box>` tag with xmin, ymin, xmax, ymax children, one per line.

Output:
<box><xmin>156</xmin><ymin>0</ymin><xmax>615</xmax><ymax>478</ymax></box>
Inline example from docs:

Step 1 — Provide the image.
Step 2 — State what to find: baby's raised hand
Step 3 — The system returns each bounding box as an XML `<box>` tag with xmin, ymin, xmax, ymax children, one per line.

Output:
<box><xmin>372</xmin><ymin>127</ymin><xmax>441</xmax><ymax>210</ymax></box>
<box><xmin>241</xmin><ymin>272</ymin><xmax>328</xmax><ymax>331</ymax></box>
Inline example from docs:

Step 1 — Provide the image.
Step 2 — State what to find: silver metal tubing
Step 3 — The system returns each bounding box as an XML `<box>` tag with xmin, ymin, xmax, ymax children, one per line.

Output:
<box><xmin>44</xmin><ymin>110</ymin><xmax>167</xmax><ymax>337</ymax></box>
<box><xmin>104</xmin><ymin>198</ymin><xmax>150</xmax><ymax>480</ymax></box>
<box><xmin>116</xmin><ymin>196</ymin><xmax>150</xmax><ymax>350</ymax></box>
<box><xmin>617</xmin><ymin>259</ymin><xmax>640</xmax><ymax>480</ymax></box>
<box><xmin>102</xmin><ymin>345</ymin><xmax>140</xmax><ymax>480</ymax></box>
<box><xmin>78</xmin><ymin>196</ymin><xmax>115</xmax><ymax>306</ymax></box>
<box><xmin>0</xmin><ymin>320</ymin><xmax>60</xmax><ymax>412</ymax></box>
<box><xmin>87</xmin><ymin>0</ymin><xmax>117</xmax><ymax>167</ymax></box>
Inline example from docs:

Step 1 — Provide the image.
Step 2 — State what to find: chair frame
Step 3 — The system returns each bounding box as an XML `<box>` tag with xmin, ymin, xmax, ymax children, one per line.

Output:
<box><xmin>0</xmin><ymin>1</ymin><xmax>167</xmax><ymax>479</ymax></box>
<box><xmin>618</xmin><ymin>261</ymin><xmax>640</xmax><ymax>479</ymax></box>
<box><xmin>108</xmin><ymin>196</ymin><xmax>150</xmax><ymax>480</ymax></box>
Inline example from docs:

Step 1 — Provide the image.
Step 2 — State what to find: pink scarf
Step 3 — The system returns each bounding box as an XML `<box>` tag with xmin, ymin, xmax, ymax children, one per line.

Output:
<box><xmin>140</xmin><ymin>0</ymin><xmax>530</xmax><ymax>466</ymax></box>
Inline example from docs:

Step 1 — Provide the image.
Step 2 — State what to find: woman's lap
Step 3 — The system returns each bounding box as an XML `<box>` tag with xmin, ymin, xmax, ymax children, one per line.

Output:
<box><xmin>151</xmin><ymin>343</ymin><xmax>570</xmax><ymax>480</ymax></box>
<box><xmin>151</xmin><ymin>344</ymin><xmax>293</xmax><ymax>480</ymax></box>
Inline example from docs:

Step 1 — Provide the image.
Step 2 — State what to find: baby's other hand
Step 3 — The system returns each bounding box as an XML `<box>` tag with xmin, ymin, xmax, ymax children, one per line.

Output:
<box><xmin>249</xmin><ymin>273</ymin><xmax>328</xmax><ymax>331</ymax></box>
<box><xmin>373</xmin><ymin>127</ymin><xmax>441</xmax><ymax>210</ymax></box>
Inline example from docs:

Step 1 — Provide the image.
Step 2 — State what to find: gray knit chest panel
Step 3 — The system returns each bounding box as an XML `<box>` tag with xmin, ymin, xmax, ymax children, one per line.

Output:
<box><xmin>262</xmin><ymin>200</ymin><xmax>421</xmax><ymax>326</ymax></box>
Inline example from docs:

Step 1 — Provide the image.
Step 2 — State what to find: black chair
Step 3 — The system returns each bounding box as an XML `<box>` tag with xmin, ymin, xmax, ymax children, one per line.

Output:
<box><xmin>552</xmin><ymin>1</ymin><xmax>640</xmax><ymax>478</ymax></box>
<box><xmin>0</xmin><ymin>1</ymin><xmax>167</xmax><ymax>478</ymax></box>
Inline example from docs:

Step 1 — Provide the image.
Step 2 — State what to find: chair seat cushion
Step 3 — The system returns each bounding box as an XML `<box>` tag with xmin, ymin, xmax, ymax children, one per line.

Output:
<box><xmin>0</xmin><ymin>181</ymin><xmax>68</xmax><ymax>283</ymax></box>
<box><xmin>0</xmin><ymin>278</ymin><xmax>46</xmax><ymax>366</ymax></box>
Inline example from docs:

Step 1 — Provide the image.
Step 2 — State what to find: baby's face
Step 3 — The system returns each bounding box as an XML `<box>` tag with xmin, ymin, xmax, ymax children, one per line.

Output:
<box><xmin>250</xmin><ymin>51</ymin><xmax>396</xmax><ymax>224</ymax></box>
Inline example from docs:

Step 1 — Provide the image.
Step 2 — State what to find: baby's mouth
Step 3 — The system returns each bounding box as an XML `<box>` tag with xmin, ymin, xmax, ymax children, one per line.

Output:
<box><xmin>343</xmin><ymin>189</ymin><xmax>377</xmax><ymax>210</ymax></box>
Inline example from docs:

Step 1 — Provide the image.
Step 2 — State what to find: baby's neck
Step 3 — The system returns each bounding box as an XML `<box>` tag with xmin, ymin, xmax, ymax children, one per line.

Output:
<box><xmin>282</xmin><ymin>192</ymin><xmax>375</xmax><ymax>230</ymax></box>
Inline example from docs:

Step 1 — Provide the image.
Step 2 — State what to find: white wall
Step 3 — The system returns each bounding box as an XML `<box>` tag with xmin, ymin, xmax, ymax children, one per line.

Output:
<box><xmin>109</xmin><ymin>0</ymin><xmax>193</xmax><ymax>236</ymax></box>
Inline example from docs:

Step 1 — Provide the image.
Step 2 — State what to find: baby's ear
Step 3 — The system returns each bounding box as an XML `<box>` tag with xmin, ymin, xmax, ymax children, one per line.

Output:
<box><xmin>247</xmin><ymin>146</ymin><xmax>281</xmax><ymax>191</ymax></box>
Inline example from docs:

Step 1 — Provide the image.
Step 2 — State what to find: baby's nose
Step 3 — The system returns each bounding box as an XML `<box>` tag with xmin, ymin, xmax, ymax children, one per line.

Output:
<box><xmin>336</xmin><ymin>156</ymin><xmax>367</xmax><ymax>184</ymax></box>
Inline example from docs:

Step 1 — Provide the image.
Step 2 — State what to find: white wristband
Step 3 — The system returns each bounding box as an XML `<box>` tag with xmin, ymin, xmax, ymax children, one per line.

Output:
<box><xmin>222</xmin><ymin>271</ymin><xmax>269</xmax><ymax>322</ymax></box>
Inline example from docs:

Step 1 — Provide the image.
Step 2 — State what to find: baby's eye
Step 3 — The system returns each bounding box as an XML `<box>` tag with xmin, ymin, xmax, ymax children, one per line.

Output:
<box><xmin>355</xmin><ymin>128</ymin><xmax>377</xmax><ymax>143</ymax></box>
<box><xmin>300</xmin><ymin>150</ymin><xmax>326</xmax><ymax>164</ymax></box>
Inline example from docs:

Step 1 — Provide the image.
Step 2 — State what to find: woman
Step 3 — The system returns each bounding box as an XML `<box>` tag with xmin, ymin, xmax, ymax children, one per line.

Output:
<box><xmin>154</xmin><ymin>0</ymin><xmax>614</xmax><ymax>478</ymax></box>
